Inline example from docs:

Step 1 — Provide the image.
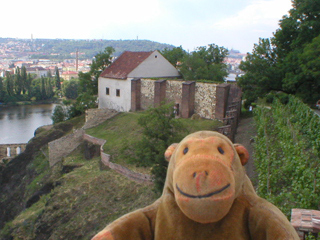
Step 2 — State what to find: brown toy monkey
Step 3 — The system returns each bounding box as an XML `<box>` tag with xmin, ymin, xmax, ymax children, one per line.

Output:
<box><xmin>92</xmin><ymin>131</ymin><xmax>299</xmax><ymax>240</ymax></box>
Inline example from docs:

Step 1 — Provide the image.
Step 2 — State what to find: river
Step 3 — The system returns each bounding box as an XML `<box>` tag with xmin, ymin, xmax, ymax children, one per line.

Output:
<box><xmin>0</xmin><ymin>104</ymin><xmax>55</xmax><ymax>144</ymax></box>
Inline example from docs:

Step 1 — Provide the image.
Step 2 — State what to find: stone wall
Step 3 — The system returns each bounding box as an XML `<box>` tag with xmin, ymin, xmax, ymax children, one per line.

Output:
<box><xmin>47</xmin><ymin>127</ymin><xmax>152</xmax><ymax>183</ymax></box>
<box><xmin>84</xmin><ymin>134</ymin><xmax>152</xmax><ymax>183</ymax></box>
<box><xmin>140</xmin><ymin>79</ymin><xmax>219</xmax><ymax>119</ymax></box>
<box><xmin>84</xmin><ymin>108</ymin><xmax>118</xmax><ymax>130</ymax></box>
<box><xmin>48</xmin><ymin>129</ymin><xmax>85</xmax><ymax>167</ymax></box>
<box><xmin>83</xmin><ymin>134</ymin><xmax>106</xmax><ymax>146</ymax></box>
<box><xmin>195</xmin><ymin>82</ymin><xmax>218</xmax><ymax>119</ymax></box>
<box><xmin>48</xmin><ymin>108</ymin><xmax>118</xmax><ymax>166</ymax></box>
<box><xmin>141</xmin><ymin>79</ymin><xmax>155</xmax><ymax>110</ymax></box>
<box><xmin>101</xmin><ymin>152</ymin><xmax>152</xmax><ymax>183</ymax></box>
<box><xmin>166</xmin><ymin>80</ymin><xmax>183</xmax><ymax>105</ymax></box>
<box><xmin>0</xmin><ymin>143</ymin><xmax>26</xmax><ymax>161</ymax></box>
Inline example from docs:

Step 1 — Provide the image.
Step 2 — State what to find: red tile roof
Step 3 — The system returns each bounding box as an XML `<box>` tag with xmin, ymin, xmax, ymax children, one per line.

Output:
<box><xmin>100</xmin><ymin>51</ymin><xmax>153</xmax><ymax>79</ymax></box>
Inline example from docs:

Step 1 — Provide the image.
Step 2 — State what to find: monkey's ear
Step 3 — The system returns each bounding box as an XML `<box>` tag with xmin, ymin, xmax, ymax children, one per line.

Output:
<box><xmin>234</xmin><ymin>144</ymin><xmax>249</xmax><ymax>166</ymax></box>
<box><xmin>164</xmin><ymin>143</ymin><xmax>178</xmax><ymax>162</ymax></box>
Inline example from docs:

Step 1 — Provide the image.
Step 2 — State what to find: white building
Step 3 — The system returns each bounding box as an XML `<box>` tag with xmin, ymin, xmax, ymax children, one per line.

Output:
<box><xmin>26</xmin><ymin>67</ymin><xmax>47</xmax><ymax>78</ymax></box>
<box><xmin>98</xmin><ymin>50</ymin><xmax>181</xmax><ymax>112</ymax></box>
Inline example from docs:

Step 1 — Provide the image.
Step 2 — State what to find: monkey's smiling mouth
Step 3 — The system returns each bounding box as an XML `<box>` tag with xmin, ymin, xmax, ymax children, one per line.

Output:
<box><xmin>176</xmin><ymin>184</ymin><xmax>231</xmax><ymax>199</ymax></box>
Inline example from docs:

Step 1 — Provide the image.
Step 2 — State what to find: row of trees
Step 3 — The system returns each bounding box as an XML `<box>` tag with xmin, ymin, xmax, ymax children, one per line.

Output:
<box><xmin>239</xmin><ymin>0</ymin><xmax>320</xmax><ymax>105</ymax></box>
<box><xmin>0</xmin><ymin>66</ymin><xmax>62</xmax><ymax>103</ymax></box>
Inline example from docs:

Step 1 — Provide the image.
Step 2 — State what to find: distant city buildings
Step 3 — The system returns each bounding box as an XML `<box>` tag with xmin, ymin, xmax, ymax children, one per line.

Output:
<box><xmin>0</xmin><ymin>40</ymin><xmax>91</xmax><ymax>79</ymax></box>
<box><xmin>0</xmin><ymin>39</ymin><xmax>246</xmax><ymax>82</ymax></box>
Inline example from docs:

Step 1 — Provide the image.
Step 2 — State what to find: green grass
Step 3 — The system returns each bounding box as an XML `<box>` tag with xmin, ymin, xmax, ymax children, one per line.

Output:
<box><xmin>86</xmin><ymin>112</ymin><xmax>143</xmax><ymax>149</ymax></box>
<box><xmin>86</xmin><ymin>112</ymin><xmax>222</xmax><ymax>169</ymax></box>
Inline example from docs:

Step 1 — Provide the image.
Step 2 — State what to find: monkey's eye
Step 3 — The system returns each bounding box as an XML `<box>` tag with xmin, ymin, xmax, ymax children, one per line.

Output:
<box><xmin>183</xmin><ymin>147</ymin><xmax>189</xmax><ymax>154</ymax></box>
<box><xmin>218</xmin><ymin>147</ymin><xmax>224</xmax><ymax>154</ymax></box>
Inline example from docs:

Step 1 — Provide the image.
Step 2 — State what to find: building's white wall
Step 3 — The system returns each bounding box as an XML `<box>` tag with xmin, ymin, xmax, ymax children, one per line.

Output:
<box><xmin>128</xmin><ymin>51</ymin><xmax>180</xmax><ymax>78</ymax></box>
<box><xmin>98</xmin><ymin>77</ymin><xmax>132</xmax><ymax>112</ymax></box>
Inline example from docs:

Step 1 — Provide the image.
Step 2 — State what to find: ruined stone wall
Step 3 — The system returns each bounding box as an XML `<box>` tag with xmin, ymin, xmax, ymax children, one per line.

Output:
<box><xmin>84</xmin><ymin>133</ymin><xmax>152</xmax><ymax>183</ymax></box>
<box><xmin>166</xmin><ymin>80</ymin><xmax>183</xmax><ymax>105</ymax></box>
<box><xmin>101</xmin><ymin>152</ymin><xmax>152</xmax><ymax>183</ymax></box>
<box><xmin>84</xmin><ymin>109</ymin><xmax>118</xmax><ymax>130</ymax></box>
<box><xmin>195</xmin><ymin>82</ymin><xmax>218</xmax><ymax>119</ymax></box>
<box><xmin>0</xmin><ymin>143</ymin><xmax>26</xmax><ymax>161</ymax></box>
<box><xmin>141</xmin><ymin>79</ymin><xmax>155</xmax><ymax>110</ymax></box>
<box><xmin>48</xmin><ymin>129</ymin><xmax>84</xmax><ymax>166</ymax></box>
<box><xmin>83</xmin><ymin>134</ymin><xmax>106</xmax><ymax>146</ymax></box>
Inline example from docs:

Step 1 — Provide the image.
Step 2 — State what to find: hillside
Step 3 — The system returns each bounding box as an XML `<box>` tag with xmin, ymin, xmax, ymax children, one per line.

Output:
<box><xmin>0</xmin><ymin>38</ymin><xmax>175</xmax><ymax>60</ymax></box>
<box><xmin>0</xmin><ymin>112</ymin><xmax>222</xmax><ymax>239</ymax></box>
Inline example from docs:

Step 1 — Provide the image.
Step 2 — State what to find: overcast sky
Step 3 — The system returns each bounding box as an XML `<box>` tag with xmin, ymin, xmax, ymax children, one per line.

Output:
<box><xmin>2</xmin><ymin>0</ymin><xmax>292</xmax><ymax>53</ymax></box>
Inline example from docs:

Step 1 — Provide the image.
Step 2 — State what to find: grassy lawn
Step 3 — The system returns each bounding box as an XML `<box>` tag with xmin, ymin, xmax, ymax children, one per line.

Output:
<box><xmin>85</xmin><ymin>112</ymin><xmax>222</xmax><ymax>169</ymax></box>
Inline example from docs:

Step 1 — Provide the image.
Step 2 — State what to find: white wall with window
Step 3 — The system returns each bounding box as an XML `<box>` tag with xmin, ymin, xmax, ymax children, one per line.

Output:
<box><xmin>98</xmin><ymin>78</ymin><xmax>132</xmax><ymax>112</ymax></box>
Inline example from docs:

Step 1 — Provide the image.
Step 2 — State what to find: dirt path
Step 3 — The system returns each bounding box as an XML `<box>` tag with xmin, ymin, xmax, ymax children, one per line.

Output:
<box><xmin>234</xmin><ymin>116</ymin><xmax>257</xmax><ymax>182</ymax></box>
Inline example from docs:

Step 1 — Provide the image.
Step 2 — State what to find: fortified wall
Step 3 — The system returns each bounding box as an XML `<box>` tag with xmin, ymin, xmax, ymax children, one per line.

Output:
<box><xmin>132</xmin><ymin>79</ymin><xmax>235</xmax><ymax>120</ymax></box>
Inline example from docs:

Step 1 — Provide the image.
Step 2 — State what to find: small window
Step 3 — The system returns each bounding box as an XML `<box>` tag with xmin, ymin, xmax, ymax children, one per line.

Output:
<box><xmin>116</xmin><ymin>89</ymin><xmax>120</xmax><ymax>97</ymax></box>
<box><xmin>106</xmin><ymin>87</ymin><xmax>110</xmax><ymax>95</ymax></box>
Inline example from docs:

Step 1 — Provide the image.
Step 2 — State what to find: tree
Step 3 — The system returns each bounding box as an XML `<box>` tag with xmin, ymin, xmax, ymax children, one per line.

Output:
<box><xmin>66</xmin><ymin>92</ymin><xmax>97</xmax><ymax>119</ymax></box>
<box><xmin>239</xmin><ymin>0</ymin><xmax>320</xmax><ymax>104</ymax></box>
<box><xmin>21</xmin><ymin>66</ymin><xmax>27</xmax><ymax>94</ymax></box>
<box><xmin>40</xmin><ymin>76</ymin><xmax>47</xmax><ymax>100</ymax></box>
<box><xmin>62</xmin><ymin>79</ymin><xmax>79</xmax><ymax>99</ymax></box>
<box><xmin>180</xmin><ymin>44</ymin><xmax>228</xmax><ymax>82</ymax></box>
<box><xmin>238</xmin><ymin>38</ymin><xmax>282</xmax><ymax>106</ymax></box>
<box><xmin>0</xmin><ymin>77</ymin><xmax>6</xmax><ymax>102</ymax></box>
<box><xmin>55</xmin><ymin>66</ymin><xmax>61</xmax><ymax>90</ymax></box>
<box><xmin>5</xmin><ymin>72</ymin><xmax>14</xmax><ymax>96</ymax></box>
<box><xmin>26</xmin><ymin>73</ymin><xmax>33</xmax><ymax>98</ymax></box>
<box><xmin>52</xmin><ymin>105</ymin><xmax>67</xmax><ymax>124</ymax></box>
<box><xmin>47</xmin><ymin>70</ymin><xmax>52</xmax><ymax>79</ymax></box>
<box><xmin>14</xmin><ymin>67</ymin><xmax>22</xmax><ymax>95</ymax></box>
<box><xmin>30</xmin><ymin>78</ymin><xmax>42</xmax><ymax>100</ymax></box>
<box><xmin>46</xmin><ymin>78</ymin><xmax>54</xmax><ymax>99</ymax></box>
<box><xmin>161</xmin><ymin>46</ymin><xmax>187</xmax><ymax>67</ymax></box>
<box><xmin>78</xmin><ymin>72</ymin><xmax>92</xmax><ymax>93</ymax></box>
<box><xmin>128</xmin><ymin>103</ymin><xmax>185</xmax><ymax>192</ymax></box>
<box><xmin>88</xmin><ymin>46</ymin><xmax>115</xmax><ymax>94</ymax></box>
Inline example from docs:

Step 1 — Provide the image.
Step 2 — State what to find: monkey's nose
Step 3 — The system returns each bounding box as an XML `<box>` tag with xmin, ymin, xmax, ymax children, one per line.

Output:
<box><xmin>193</xmin><ymin>171</ymin><xmax>209</xmax><ymax>178</ymax></box>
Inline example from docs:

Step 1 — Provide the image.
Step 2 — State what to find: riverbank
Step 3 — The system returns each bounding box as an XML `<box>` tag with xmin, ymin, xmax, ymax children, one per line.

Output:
<box><xmin>0</xmin><ymin>100</ymin><xmax>57</xmax><ymax>107</ymax></box>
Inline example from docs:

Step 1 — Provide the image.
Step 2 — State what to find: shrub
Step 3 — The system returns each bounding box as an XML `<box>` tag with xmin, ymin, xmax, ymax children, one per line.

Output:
<box><xmin>128</xmin><ymin>103</ymin><xmax>185</xmax><ymax>192</ymax></box>
<box><xmin>52</xmin><ymin>105</ymin><xmax>67</xmax><ymax>124</ymax></box>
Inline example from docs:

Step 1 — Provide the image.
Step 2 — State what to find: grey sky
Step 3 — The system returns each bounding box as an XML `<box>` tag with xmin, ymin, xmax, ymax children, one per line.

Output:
<box><xmin>3</xmin><ymin>0</ymin><xmax>292</xmax><ymax>53</ymax></box>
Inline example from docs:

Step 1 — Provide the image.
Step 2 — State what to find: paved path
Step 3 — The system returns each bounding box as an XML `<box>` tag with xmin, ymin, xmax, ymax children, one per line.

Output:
<box><xmin>234</xmin><ymin>116</ymin><xmax>257</xmax><ymax>183</ymax></box>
